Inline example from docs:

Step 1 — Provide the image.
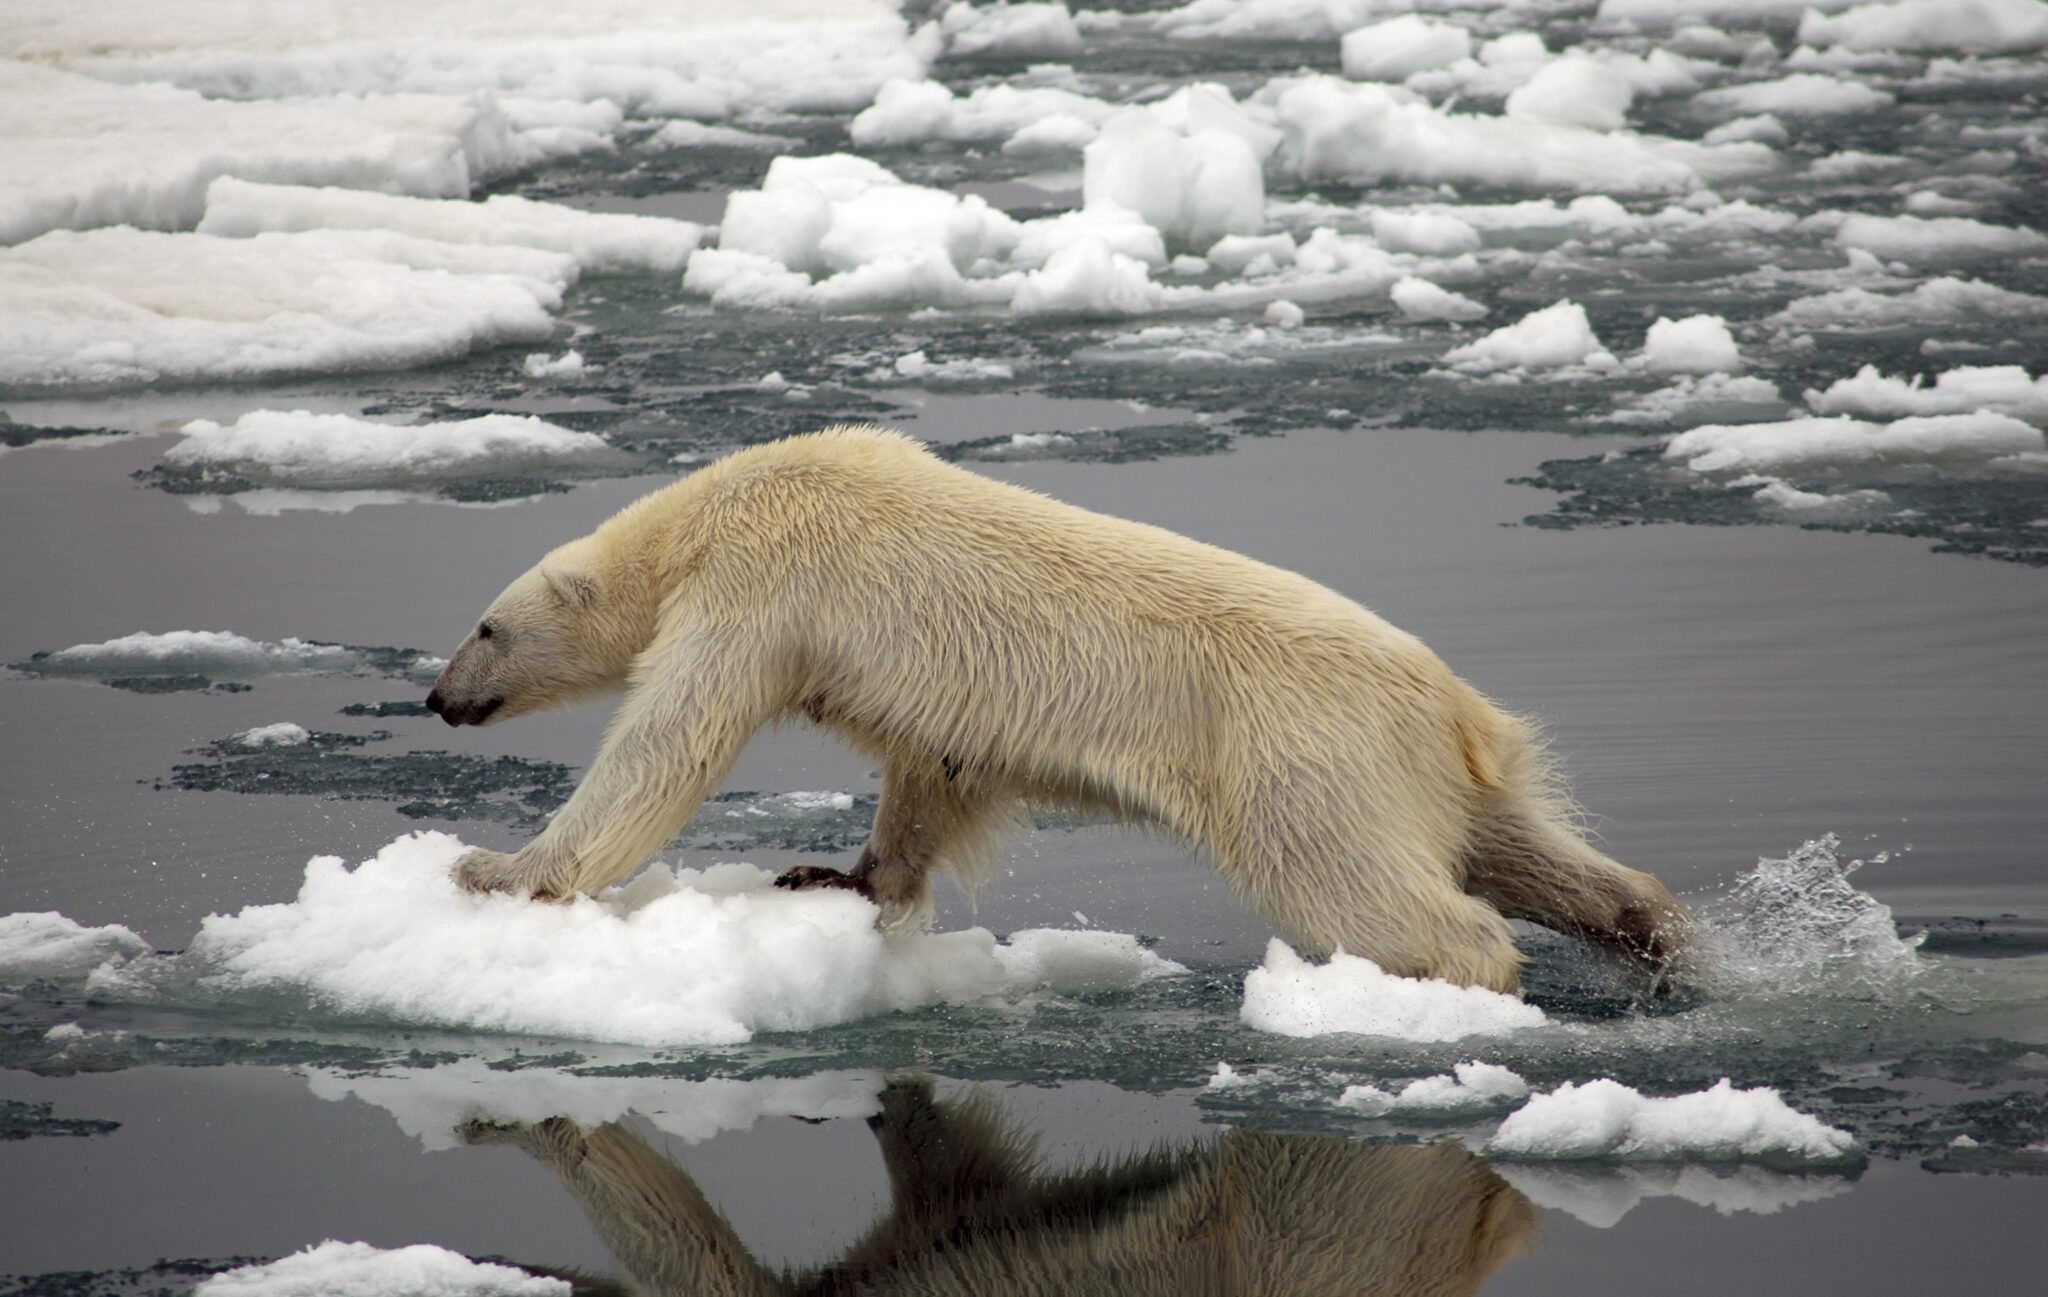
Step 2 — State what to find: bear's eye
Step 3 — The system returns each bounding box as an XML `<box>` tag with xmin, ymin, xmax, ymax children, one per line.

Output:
<box><xmin>476</xmin><ymin>621</ymin><xmax>494</xmax><ymax>641</ymax></box>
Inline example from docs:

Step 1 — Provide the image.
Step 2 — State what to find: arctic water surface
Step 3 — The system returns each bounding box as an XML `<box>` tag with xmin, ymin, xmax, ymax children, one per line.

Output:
<box><xmin>3</xmin><ymin>1</ymin><xmax>2046</xmax><ymax>1293</ymax></box>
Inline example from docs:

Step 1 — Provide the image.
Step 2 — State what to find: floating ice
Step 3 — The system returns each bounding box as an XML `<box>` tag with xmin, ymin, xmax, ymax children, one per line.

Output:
<box><xmin>939</xmin><ymin>2</ymin><xmax>1085</xmax><ymax>59</ymax></box>
<box><xmin>163</xmin><ymin>411</ymin><xmax>616</xmax><ymax>488</ymax></box>
<box><xmin>1239</xmin><ymin>940</ymin><xmax>1547</xmax><ymax>1042</ymax></box>
<box><xmin>1828</xmin><ymin>212</ymin><xmax>2048</xmax><ymax>263</ymax></box>
<box><xmin>1441</xmin><ymin>300</ymin><xmax>1618</xmax><ymax>374</ymax></box>
<box><xmin>1391</xmin><ymin>276</ymin><xmax>1488</xmax><ymax>322</ymax></box>
<box><xmin>1487</xmin><ymin>1078</ymin><xmax>1859</xmax><ymax>1165</ymax></box>
<box><xmin>1370</xmin><ymin>210</ymin><xmax>1480</xmax><ymax>256</ymax></box>
<box><xmin>0</xmin><ymin>227</ymin><xmax>566</xmax><ymax>389</ymax></box>
<box><xmin>0</xmin><ymin>912</ymin><xmax>151</xmax><ymax>981</ymax></box>
<box><xmin>1338</xmin><ymin>1061</ymin><xmax>1530</xmax><ymax>1117</ymax></box>
<box><xmin>1775</xmin><ymin>276</ymin><xmax>2048</xmax><ymax>330</ymax></box>
<box><xmin>195</xmin><ymin>1241</ymin><xmax>564</xmax><ymax>1297</ymax></box>
<box><xmin>94</xmin><ymin>833</ymin><xmax>1186</xmax><ymax>1047</ymax></box>
<box><xmin>1267</xmin><ymin>76</ymin><xmax>1772</xmax><ymax>194</ymax></box>
<box><xmin>1504</xmin><ymin>58</ymin><xmax>1635</xmax><ymax>132</ymax></box>
<box><xmin>198</xmin><ymin>178</ymin><xmax>706</xmax><ymax>275</ymax></box>
<box><xmin>1664</xmin><ymin>411</ymin><xmax>2044</xmax><ymax>474</ymax></box>
<box><xmin>522</xmin><ymin>349</ymin><xmax>586</xmax><ymax>378</ymax></box>
<box><xmin>1084</xmin><ymin>111</ymin><xmax>1265</xmax><ymax>251</ymax></box>
<box><xmin>1798</xmin><ymin>0</ymin><xmax>2048</xmax><ymax>55</ymax></box>
<box><xmin>1339</xmin><ymin>16</ymin><xmax>1472</xmax><ymax>83</ymax></box>
<box><xmin>642</xmin><ymin>120</ymin><xmax>800</xmax><ymax>152</ymax></box>
<box><xmin>1638</xmin><ymin>314</ymin><xmax>1741</xmax><ymax>376</ymax></box>
<box><xmin>236</xmin><ymin>723</ymin><xmax>311</xmax><ymax>748</ymax></box>
<box><xmin>305</xmin><ymin>1059</ymin><xmax>885</xmax><ymax>1151</ymax></box>
<box><xmin>0</xmin><ymin>62</ymin><xmax>582</xmax><ymax>246</ymax></box>
<box><xmin>849</xmin><ymin>78</ymin><xmax>1117</xmax><ymax>152</ymax></box>
<box><xmin>1691</xmin><ymin>74</ymin><xmax>1895</xmax><ymax>119</ymax></box>
<box><xmin>13</xmin><ymin>630</ymin><xmax>441</xmax><ymax>684</ymax></box>
<box><xmin>1806</xmin><ymin>364</ymin><xmax>2048</xmax><ymax>424</ymax></box>
<box><xmin>1599</xmin><ymin>373</ymin><xmax>1786</xmax><ymax>427</ymax></box>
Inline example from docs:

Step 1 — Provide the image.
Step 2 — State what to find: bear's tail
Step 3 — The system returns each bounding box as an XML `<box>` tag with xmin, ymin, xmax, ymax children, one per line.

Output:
<box><xmin>1454</xmin><ymin>703</ymin><xmax>1694</xmax><ymax>990</ymax></box>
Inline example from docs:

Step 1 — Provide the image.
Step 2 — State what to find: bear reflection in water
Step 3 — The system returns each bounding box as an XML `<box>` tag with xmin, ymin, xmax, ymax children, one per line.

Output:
<box><xmin>461</xmin><ymin>1076</ymin><xmax>1536</xmax><ymax>1296</ymax></box>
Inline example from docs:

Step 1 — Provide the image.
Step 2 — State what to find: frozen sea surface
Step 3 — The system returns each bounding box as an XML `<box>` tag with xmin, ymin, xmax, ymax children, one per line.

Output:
<box><xmin>3</xmin><ymin>1</ymin><xmax>2047</xmax><ymax>1293</ymax></box>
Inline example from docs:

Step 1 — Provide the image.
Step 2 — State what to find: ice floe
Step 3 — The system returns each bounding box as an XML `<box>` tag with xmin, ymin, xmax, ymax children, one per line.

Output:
<box><xmin>1664</xmin><ymin>411</ymin><xmax>2044</xmax><ymax>474</ymax></box>
<box><xmin>1806</xmin><ymin>364</ymin><xmax>2048</xmax><ymax>423</ymax></box>
<box><xmin>1441</xmin><ymin>299</ymin><xmax>1619</xmax><ymax>375</ymax></box>
<box><xmin>1797</xmin><ymin>0</ymin><xmax>2048</xmax><ymax>55</ymax></box>
<box><xmin>1638</xmin><ymin>314</ymin><xmax>1742</xmax><ymax>375</ymax></box>
<box><xmin>1338</xmin><ymin>1061</ymin><xmax>1531</xmax><ymax>1117</ymax></box>
<box><xmin>1487</xmin><ymin>1078</ymin><xmax>1859</xmax><ymax>1165</ymax></box>
<box><xmin>194</xmin><ymin>1241</ymin><xmax>563</xmax><ymax>1297</ymax></box>
<box><xmin>1239</xmin><ymin>940</ymin><xmax>1548</xmax><ymax>1042</ymax></box>
<box><xmin>0</xmin><ymin>912</ymin><xmax>152</xmax><ymax>981</ymax></box>
<box><xmin>80</xmin><ymin>832</ymin><xmax>1186</xmax><ymax>1047</ymax></box>
<box><xmin>12</xmin><ymin>630</ymin><xmax>442</xmax><ymax>684</ymax></box>
<box><xmin>162</xmin><ymin>410</ymin><xmax>617</xmax><ymax>489</ymax></box>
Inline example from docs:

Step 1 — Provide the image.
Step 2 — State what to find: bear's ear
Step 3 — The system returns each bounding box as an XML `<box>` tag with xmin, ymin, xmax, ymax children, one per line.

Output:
<box><xmin>543</xmin><ymin>565</ymin><xmax>602</xmax><ymax>610</ymax></box>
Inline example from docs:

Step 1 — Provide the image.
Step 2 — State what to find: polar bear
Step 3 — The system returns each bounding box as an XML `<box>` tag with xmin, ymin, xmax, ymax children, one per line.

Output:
<box><xmin>428</xmin><ymin>425</ymin><xmax>1690</xmax><ymax>992</ymax></box>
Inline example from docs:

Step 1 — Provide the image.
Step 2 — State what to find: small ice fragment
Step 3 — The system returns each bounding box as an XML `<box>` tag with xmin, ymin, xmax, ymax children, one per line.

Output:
<box><xmin>237</xmin><ymin>722</ymin><xmax>310</xmax><ymax>748</ymax></box>
<box><xmin>1263</xmin><ymin>299</ymin><xmax>1305</xmax><ymax>329</ymax></box>
<box><xmin>522</xmin><ymin>349</ymin><xmax>586</xmax><ymax>378</ymax></box>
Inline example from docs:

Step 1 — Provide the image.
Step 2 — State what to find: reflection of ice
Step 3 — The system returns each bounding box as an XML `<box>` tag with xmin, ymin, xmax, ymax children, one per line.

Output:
<box><xmin>305</xmin><ymin>1058</ymin><xmax>885</xmax><ymax>1151</ymax></box>
<box><xmin>84</xmin><ymin>832</ymin><xmax>1185</xmax><ymax>1047</ymax></box>
<box><xmin>1497</xmin><ymin>1161</ymin><xmax>1856</xmax><ymax>1229</ymax></box>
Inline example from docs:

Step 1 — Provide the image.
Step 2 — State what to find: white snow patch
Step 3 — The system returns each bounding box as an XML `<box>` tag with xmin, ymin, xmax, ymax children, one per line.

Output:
<box><xmin>1830</xmin><ymin>212</ymin><xmax>2048</xmax><ymax>262</ymax></box>
<box><xmin>1691</xmin><ymin>74</ymin><xmax>1895</xmax><ymax>119</ymax></box>
<box><xmin>199</xmin><ymin>178</ymin><xmax>705</xmax><ymax>275</ymax></box>
<box><xmin>237</xmin><ymin>723</ymin><xmax>311</xmax><ymax>748</ymax></box>
<box><xmin>1340</xmin><ymin>16</ymin><xmax>1472</xmax><ymax>83</ymax></box>
<box><xmin>0</xmin><ymin>912</ymin><xmax>152</xmax><ymax>981</ymax></box>
<box><xmin>1638</xmin><ymin>314</ymin><xmax>1741</xmax><ymax>375</ymax></box>
<box><xmin>1441</xmin><ymin>299</ymin><xmax>1617</xmax><ymax>374</ymax></box>
<box><xmin>1798</xmin><ymin>0</ymin><xmax>2048</xmax><ymax>55</ymax></box>
<box><xmin>104</xmin><ymin>832</ymin><xmax>1185</xmax><ymax>1047</ymax></box>
<box><xmin>0</xmin><ymin>227</ymin><xmax>566</xmax><ymax>389</ymax></box>
<box><xmin>1806</xmin><ymin>364</ymin><xmax>2048</xmax><ymax>424</ymax></box>
<box><xmin>1391</xmin><ymin>276</ymin><xmax>1488</xmax><ymax>322</ymax></box>
<box><xmin>194</xmin><ymin>1240</ymin><xmax>564</xmax><ymax>1297</ymax></box>
<box><xmin>1664</xmin><ymin>411</ymin><xmax>2044</xmax><ymax>474</ymax></box>
<box><xmin>164</xmin><ymin>411</ymin><xmax>614</xmax><ymax>487</ymax></box>
<box><xmin>1337</xmin><ymin>1061</ymin><xmax>1530</xmax><ymax>1116</ymax></box>
<box><xmin>1487</xmin><ymin>1078</ymin><xmax>1858</xmax><ymax>1165</ymax></box>
<box><xmin>305</xmin><ymin>1059</ymin><xmax>885</xmax><ymax>1151</ymax></box>
<box><xmin>1239</xmin><ymin>939</ymin><xmax>1547</xmax><ymax>1042</ymax></box>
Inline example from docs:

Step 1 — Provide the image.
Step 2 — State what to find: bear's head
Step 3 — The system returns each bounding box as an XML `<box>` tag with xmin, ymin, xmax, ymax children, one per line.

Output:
<box><xmin>426</xmin><ymin>538</ymin><xmax>636</xmax><ymax>727</ymax></box>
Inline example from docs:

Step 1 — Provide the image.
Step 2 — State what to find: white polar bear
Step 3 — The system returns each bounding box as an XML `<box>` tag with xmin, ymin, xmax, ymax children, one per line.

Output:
<box><xmin>428</xmin><ymin>426</ymin><xmax>1690</xmax><ymax>992</ymax></box>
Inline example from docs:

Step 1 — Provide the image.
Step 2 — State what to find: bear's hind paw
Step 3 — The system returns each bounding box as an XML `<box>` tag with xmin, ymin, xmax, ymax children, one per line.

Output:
<box><xmin>773</xmin><ymin>864</ymin><xmax>875</xmax><ymax>900</ymax></box>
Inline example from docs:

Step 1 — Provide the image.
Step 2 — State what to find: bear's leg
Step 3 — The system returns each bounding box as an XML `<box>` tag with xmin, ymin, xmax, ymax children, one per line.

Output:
<box><xmin>776</xmin><ymin>758</ymin><xmax>1015</xmax><ymax>931</ymax></box>
<box><xmin>1460</xmin><ymin>800</ymin><xmax>1694</xmax><ymax>989</ymax></box>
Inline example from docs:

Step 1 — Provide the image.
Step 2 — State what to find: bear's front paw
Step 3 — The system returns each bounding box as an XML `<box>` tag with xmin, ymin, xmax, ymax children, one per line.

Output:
<box><xmin>453</xmin><ymin>847</ymin><xmax>560</xmax><ymax>898</ymax></box>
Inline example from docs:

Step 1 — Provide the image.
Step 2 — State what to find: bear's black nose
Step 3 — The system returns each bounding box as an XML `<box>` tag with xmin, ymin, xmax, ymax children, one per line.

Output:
<box><xmin>426</xmin><ymin>688</ymin><xmax>446</xmax><ymax>716</ymax></box>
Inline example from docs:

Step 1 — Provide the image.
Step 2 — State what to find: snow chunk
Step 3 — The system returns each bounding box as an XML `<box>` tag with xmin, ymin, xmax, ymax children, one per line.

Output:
<box><xmin>1798</xmin><ymin>0</ymin><xmax>2048</xmax><ymax>55</ymax></box>
<box><xmin>1488</xmin><ymin>1078</ymin><xmax>1858</xmax><ymax>1165</ymax></box>
<box><xmin>1239</xmin><ymin>939</ymin><xmax>1547</xmax><ymax>1042</ymax></box>
<box><xmin>0</xmin><ymin>227</ymin><xmax>565</xmax><ymax>390</ymax></box>
<box><xmin>1775</xmin><ymin>276</ymin><xmax>2048</xmax><ymax>329</ymax></box>
<box><xmin>1270</xmin><ymin>75</ymin><xmax>1768</xmax><ymax>195</ymax></box>
<box><xmin>1505</xmin><ymin>58</ymin><xmax>1635</xmax><ymax>132</ymax></box>
<box><xmin>1391</xmin><ymin>276</ymin><xmax>1488</xmax><ymax>322</ymax></box>
<box><xmin>1806</xmin><ymin>364</ymin><xmax>2048</xmax><ymax>423</ymax></box>
<box><xmin>237</xmin><ymin>723</ymin><xmax>310</xmax><ymax>748</ymax></box>
<box><xmin>849</xmin><ymin>77</ymin><xmax>1116</xmax><ymax>152</ymax></box>
<box><xmin>1830</xmin><ymin>212</ymin><xmax>2048</xmax><ymax>262</ymax></box>
<box><xmin>940</xmin><ymin>3</ymin><xmax>1085</xmax><ymax>59</ymax></box>
<box><xmin>522</xmin><ymin>350</ymin><xmax>586</xmax><ymax>378</ymax></box>
<box><xmin>306</xmin><ymin>1059</ymin><xmax>884</xmax><ymax>1151</ymax></box>
<box><xmin>1340</xmin><ymin>16</ymin><xmax>1472</xmax><ymax>82</ymax></box>
<box><xmin>1691</xmin><ymin>74</ymin><xmax>1895</xmax><ymax>119</ymax></box>
<box><xmin>1012</xmin><ymin>239</ymin><xmax>1168</xmax><ymax>315</ymax></box>
<box><xmin>150</xmin><ymin>833</ymin><xmax>1185</xmax><ymax>1047</ymax></box>
<box><xmin>1370</xmin><ymin>209</ymin><xmax>1480</xmax><ymax>256</ymax></box>
<box><xmin>0</xmin><ymin>912</ymin><xmax>151</xmax><ymax>981</ymax></box>
<box><xmin>199</xmin><ymin>178</ymin><xmax>706</xmax><ymax>275</ymax></box>
<box><xmin>0</xmin><ymin>62</ymin><xmax>584</xmax><ymax>246</ymax></box>
<box><xmin>1664</xmin><ymin>411</ymin><xmax>2044</xmax><ymax>474</ymax></box>
<box><xmin>195</xmin><ymin>1240</ymin><xmax>564</xmax><ymax>1296</ymax></box>
<box><xmin>1338</xmin><ymin>1062</ymin><xmax>1530</xmax><ymax>1116</ymax></box>
<box><xmin>1442</xmin><ymin>300</ymin><xmax>1617</xmax><ymax>373</ymax></box>
<box><xmin>24</xmin><ymin>631</ymin><xmax>365</xmax><ymax>681</ymax></box>
<box><xmin>1639</xmin><ymin>314</ymin><xmax>1741</xmax><ymax>375</ymax></box>
<box><xmin>164</xmin><ymin>411</ymin><xmax>615</xmax><ymax>488</ymax></box>
<box><xmin>1084</xmin><ymin>110</ymin><xmax>1265</xmax><ymax>251</ymax></box>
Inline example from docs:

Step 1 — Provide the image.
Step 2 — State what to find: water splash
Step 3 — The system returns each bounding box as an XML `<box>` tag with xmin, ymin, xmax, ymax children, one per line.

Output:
<box><xmin>1700</xmin><ymin>834</ymin><xmax>1925</xmax><ymax>998</ymax></box>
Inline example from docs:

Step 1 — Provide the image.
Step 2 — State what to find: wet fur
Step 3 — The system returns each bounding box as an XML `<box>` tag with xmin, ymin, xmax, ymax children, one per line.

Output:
<box><xmin>430</xmin><ymin>425</ymin><xmax>1691</xmax><ymax>991</ymax></box>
